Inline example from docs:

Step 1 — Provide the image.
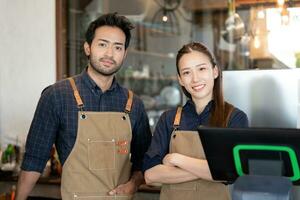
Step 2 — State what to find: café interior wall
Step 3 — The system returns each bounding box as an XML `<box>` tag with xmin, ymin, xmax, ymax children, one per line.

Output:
<box><xmin>0</xmin><ymin>0</ymin><xmax>56</xmax><ymax>149</ymax></box>
<box><xmin>1</xmin><ymin>0</ymin><xmax>299</xmax><ymax>148</ymax></box>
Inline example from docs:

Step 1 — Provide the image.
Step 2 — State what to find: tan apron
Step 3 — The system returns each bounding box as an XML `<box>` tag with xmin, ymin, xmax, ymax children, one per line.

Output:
<box><xmin>61</xmin><ymin>78</ymin><xmax>133</xmax><ymax>200</ymax></box>
<box><xmin>160</xmin><ymin>104</ymin><xmax>234</xmax><ymax>200</ymax></box>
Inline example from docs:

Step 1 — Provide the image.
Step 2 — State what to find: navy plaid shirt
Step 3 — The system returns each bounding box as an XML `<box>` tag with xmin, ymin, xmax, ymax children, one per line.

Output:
<box><xmin>142</xmin><ymin>100</ymin><xmax>249</xmax><ymax>172</ymax></box>
<box><xmin>21</xmin><ymin>69</ymin><xmax>152</xmax><ymax>173</ymax></box>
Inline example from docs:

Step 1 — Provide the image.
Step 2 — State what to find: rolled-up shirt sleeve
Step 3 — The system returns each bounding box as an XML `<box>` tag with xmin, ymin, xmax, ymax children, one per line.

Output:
<box><xmin>21</xmin><ymin>86</ymin><xmax>59</xmax><ymax>173</ymax></box>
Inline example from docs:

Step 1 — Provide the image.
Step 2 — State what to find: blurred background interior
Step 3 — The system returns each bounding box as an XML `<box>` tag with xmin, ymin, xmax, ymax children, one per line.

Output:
<box><xmin>1</xmin><ymin>0</ymin><xmax>300</xmax><ymax>199</ymax></box>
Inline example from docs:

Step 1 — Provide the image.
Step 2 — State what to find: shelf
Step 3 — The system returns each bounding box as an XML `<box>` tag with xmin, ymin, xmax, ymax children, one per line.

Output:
<box><xmin>128</xmin><ymin>48</ymin><xmax>175</xmax><ymax>59</ymax></box>
<box><xmin>117</xmin><ymin>76</ymin><xmax>177</xmax><ymax>81</ymax></box>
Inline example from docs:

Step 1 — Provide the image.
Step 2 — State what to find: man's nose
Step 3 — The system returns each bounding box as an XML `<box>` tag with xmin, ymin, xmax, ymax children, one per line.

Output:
<box><xmin>105</xmin><ymin>46</ymin><xmax>113</xmax><ymax>57</ymax></box>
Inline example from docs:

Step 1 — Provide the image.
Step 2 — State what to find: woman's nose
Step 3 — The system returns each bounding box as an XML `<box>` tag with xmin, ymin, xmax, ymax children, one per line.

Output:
<box><xmin>192</xmin><ymin>71</ymin><xmax>200</xmax><ymax>82</ymax></box>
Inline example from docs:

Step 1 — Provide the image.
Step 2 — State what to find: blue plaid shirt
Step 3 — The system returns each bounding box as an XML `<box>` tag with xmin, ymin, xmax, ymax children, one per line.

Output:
<box><xmin>142</xmin><ymin>100</ymin><xmax>249</xmax><ymax>172</ymax></box>
<box><xmin>21</xmin><ymin>69</ymin><xmax>152</xmax><ymax>173</ymax></box>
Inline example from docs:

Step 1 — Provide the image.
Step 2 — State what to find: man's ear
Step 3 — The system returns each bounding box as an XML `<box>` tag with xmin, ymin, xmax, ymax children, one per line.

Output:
<box><xmin>123</xmin><ymin>49</ymin><xmax>128</xmax><ymax>59</ymax></box>
<box><xmin>84</xmin><ymin>42</ymin><xmax>91</xmax><ymax>56</ymax></box>
<box><xmin>213</xmin><ymin>65</ymin><xmax>219</xmax><ymax>79</ymax></box>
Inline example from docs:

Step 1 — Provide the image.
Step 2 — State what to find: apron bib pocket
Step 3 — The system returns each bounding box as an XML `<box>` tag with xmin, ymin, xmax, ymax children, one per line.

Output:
<box><xmin>88</xmin><ymin>139</ymin><xmax>116</xmax><ymax>170</ymax></box>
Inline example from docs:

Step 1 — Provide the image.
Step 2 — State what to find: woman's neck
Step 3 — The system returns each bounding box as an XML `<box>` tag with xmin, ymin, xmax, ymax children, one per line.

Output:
<box><xmin>192</xmin><ymin>97</ymin><xmax>212</xmax><ymax>115</ymax></box>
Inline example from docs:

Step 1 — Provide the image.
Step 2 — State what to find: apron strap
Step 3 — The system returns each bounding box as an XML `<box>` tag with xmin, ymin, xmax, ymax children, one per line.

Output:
<box><xmin>172</xmin><ymin>103</ymin><xmax>234</xmax><ymax>129</ymax></box>
<box><xmin>125</xmin><ymin>90</ymin><xmax>133</xmax><ymax>113</ymax></box>
<box><xmin>173</xmin><ymin>106</ymin><xmax>183</xmax><ymax>129</ymax></box>
<box><xmin>68</xmin><ymin>77</ymin><xmax>84</xmax><ymax>109</ymax></box>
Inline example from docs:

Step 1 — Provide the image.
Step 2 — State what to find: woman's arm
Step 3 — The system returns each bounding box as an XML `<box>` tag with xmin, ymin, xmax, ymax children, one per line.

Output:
<box><xmin>163</xmin><ymin>153</ymin><xmax>213</xmax><ymax>181</ymax></box>
<box><xmin>144</xmin><ymin>164</ymin><xmax>198</xmax><ymax>185</ymax></box>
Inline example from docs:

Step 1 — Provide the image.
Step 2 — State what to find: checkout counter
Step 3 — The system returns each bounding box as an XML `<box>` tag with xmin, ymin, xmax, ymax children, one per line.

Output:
<box><xmin>0</xmin><ymin>147</ymin><xmax>160</xmax><ymax>200</ymax></box>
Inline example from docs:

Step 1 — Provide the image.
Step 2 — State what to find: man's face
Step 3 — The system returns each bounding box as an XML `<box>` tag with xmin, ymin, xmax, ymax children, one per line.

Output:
<box><xmin>84</xmin><ymin>26</ymin><xmax>127</xmax><ymax>76</ymax></box>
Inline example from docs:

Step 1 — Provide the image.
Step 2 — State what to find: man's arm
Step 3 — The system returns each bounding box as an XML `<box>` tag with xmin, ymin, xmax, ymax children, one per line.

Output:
<box><xmin>15</xmin><ymin>170</ymin><xmax>41</xmax><ymax>200</ymax></box>
<box><xmin>129</xmin><ymin>98</ymin><xmax>152</xmax><ymax>173</ymax></box>
<box><xmin>16</xmin><ymin>86</ymin><xmax>59</xmax><ymax>200</ymax></box>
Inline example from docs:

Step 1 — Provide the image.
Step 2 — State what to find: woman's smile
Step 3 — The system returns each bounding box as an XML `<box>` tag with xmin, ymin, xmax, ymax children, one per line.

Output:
<box><xmin>192</xmin><ymin>83</ymin><xmax>205</xmax><ymax>92</ymax></box>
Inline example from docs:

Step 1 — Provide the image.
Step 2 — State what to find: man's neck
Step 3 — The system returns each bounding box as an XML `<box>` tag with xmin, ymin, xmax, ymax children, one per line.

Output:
<box><xmin>87</xmin><ymin>66</ymin><xmax>114</xmax><ymax>92</ymax></box>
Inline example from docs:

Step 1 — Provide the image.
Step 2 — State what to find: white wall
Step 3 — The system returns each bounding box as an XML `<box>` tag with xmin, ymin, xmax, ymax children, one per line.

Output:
<box><xmin>223</xmin><ymin>69</ymin><xmax>300</xmax><ymax>128</ymax></box>
<box><xmin>0</xmin><ymin>0</ymin><xmax>56</xmax><ymax>148</ymax></box>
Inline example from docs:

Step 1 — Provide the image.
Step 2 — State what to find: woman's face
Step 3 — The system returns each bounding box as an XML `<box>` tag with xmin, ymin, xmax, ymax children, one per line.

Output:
<box><xmin>178</xmin><ymin>51</ymin><xmax>218</xmax><ymax>103</ymax></box>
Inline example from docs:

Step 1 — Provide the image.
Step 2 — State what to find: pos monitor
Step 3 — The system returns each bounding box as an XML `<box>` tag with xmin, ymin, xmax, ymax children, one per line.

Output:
<box><xmin>197</xmin><ymin>127</ymin><xmax>300</xmax><ymax>185</ymax></box>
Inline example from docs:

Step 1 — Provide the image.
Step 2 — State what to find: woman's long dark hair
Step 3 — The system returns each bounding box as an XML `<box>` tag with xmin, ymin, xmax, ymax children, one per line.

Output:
<box><xmin>176</xmin><ymin>42</ymin><xmax>228</xmax><ymax>127</ymax></box>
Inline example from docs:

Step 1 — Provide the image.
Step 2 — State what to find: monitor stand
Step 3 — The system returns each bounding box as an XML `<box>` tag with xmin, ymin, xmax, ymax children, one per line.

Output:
<box><xmin>232</xmin><ymin>159</ymin><xmax>293</xmax><ymax>200</ymax></box>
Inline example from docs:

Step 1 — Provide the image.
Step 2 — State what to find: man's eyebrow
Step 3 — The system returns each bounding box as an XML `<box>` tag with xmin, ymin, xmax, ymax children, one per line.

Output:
<box><xmin>97</xmin><ymin>39</ymin><xmax>124</xmax><ymax>46</ymax></box>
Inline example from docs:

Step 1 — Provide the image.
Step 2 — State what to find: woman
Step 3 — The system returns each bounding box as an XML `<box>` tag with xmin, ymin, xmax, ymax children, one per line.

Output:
<box><xmin>143</xmin><ymin>42</ymin><xmax>248</xmax><ymax>200</ymax></box>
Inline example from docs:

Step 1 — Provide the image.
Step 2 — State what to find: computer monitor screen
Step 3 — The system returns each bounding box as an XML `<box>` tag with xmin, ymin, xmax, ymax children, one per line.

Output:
<box><xmin>198</xmin><ymin>127</ymin><xmax>300</xmax><ymax>185</ymax></box>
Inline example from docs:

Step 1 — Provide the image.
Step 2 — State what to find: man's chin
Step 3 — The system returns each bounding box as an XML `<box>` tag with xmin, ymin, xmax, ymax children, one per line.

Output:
<box><xmin>100</xmin><ymin>72</ymin><xmax>115</xmax><ymax>76</ymax></box>
<box><xmin>90</xmin><ymin>67</ymin><xmax>117</xmax><ymax>76</ymax></box>
<box><xmin>89</xmin><ymin>62</ymin><xmax>122</xmax><ymax>76</ymax></box>
<box><xmin>96</xmin><ymin>68</ymin><xmax>120</xmax><ymax>77</ymax></box>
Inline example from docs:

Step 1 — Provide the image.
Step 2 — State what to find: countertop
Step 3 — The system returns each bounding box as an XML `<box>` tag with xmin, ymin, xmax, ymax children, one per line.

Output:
<box><xmin>0</xmin><ymin>171</ymin><xmax>160</xmax><ymax>199</ymax></box>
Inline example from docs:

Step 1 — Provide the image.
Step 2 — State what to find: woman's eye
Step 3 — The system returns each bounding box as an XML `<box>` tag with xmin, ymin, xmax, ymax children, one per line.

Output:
<box><xmin>182</xmin><ymin>71</ymin><xmax>190</xmax><ymax>75</ymax></box>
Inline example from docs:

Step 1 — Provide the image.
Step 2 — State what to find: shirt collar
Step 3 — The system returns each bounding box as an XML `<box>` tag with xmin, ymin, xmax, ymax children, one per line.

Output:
<box><xmin>185</xmin><ymin>99</ymin><xmax>214</xmax><ymax>117</ymax></box>
<box><xmin>80</xmin><ymin>67</ymin><xmax>119</xmax><ymax>93</ymax></box>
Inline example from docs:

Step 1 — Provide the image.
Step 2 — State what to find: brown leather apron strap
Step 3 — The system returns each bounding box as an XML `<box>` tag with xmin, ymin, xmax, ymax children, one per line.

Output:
<box><xmin>68</xmin><ymin>78</ymin><xmax>84</xmax><ymax>108</ymax></box>
<box><xmin>173</xmin><ymin>106</ymin><xmax>183</xmax><ymax>128</ymax></box>
<box><xmin>125</xmin><ymin>90</ymin><xmax>133</xmax><ymax>113</ymax></box>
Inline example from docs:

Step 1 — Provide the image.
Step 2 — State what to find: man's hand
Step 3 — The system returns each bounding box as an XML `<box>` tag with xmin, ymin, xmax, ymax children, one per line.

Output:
<box><xmin>108</xmin><ymin>171</ymin><xmax>143</xmax><ymax>196</ymax></box>
<box><xmin>108</xmin><ymin>179</ymin><xmax>137</xmax><ymax>196</ymax></box>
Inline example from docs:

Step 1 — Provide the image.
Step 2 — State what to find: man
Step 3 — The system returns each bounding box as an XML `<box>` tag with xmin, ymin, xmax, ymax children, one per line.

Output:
<box><xmin>16</xmin><ymin>13</ymin><xmax>152</xmax><ymax>200</ymax></box>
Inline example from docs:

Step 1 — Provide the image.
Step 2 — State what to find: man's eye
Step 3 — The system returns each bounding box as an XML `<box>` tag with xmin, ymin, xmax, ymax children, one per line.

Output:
<box><xmin>115</xmin><ymin>46</ymin><xmax>123</xmax><ymax>51</ymax></box>
<box><xmin>98</xmin><ymin>43</ymin><xmax>106</xmax><ymax>47</ymax></box>
<box><xmin>182</xmin><ymin>71</ymin><xmax>190</xmax><ymax>75</ymax></box>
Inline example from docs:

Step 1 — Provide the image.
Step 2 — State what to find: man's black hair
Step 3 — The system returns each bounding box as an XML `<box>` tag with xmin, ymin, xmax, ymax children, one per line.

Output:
<box><xmin>85</xmin><ymin>13</ymin><xmax>134</xmax><ymax>49</ymax></box>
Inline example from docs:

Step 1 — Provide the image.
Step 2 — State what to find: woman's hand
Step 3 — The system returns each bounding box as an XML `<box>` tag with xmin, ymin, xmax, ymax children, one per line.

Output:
<box><xmin>162</xmin><ymin>153</ymin><xmax>174</xmax><ymax>166</ymax></box>
<box><xmin>163</xmin><ymin>153</ymin><xmax>183</xmax><ymax>167</ymax></box>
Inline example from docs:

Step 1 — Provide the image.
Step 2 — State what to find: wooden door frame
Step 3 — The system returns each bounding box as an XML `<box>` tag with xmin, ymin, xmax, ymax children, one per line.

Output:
<box><xmin>56</xmin><ymin>0</ymin><xmax>67</xmax><ymax>80</ymax></box>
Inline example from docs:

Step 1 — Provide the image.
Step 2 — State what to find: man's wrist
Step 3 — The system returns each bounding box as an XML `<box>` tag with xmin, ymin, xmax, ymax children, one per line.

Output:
<box><xmin>130</xmin><ymin>171</ymin><xmax>144</xmax><ymax>189</ymax></box>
